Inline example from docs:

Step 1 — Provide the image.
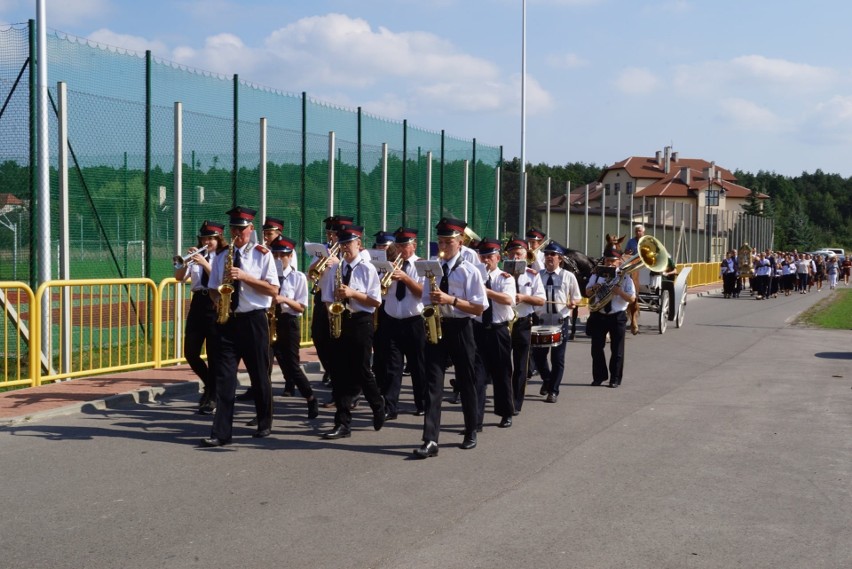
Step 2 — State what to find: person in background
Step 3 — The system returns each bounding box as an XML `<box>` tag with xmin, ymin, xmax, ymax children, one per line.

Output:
<box><xmin>720</xmin><ymin>249</ymin><xmax>737</xmax><ymax>299</ymax></box>
<box><xmin>269</xmin><ymin>235</ymin><xmax>319</xmax><ymax>420</ymax></box>
<box><xmin>841</xmin><ymin>255</ymin><xmax>851</xmax><ymax>286</ymax></box>
<box><xmin>504</xmin><ymin>238</ymin><xmax>545</xmax><ymax>414</ymax></box>
<box><xmin>176</xmin><ymin>220</ymin><xmax>224</xmax><ymax>415</ymax></box>
<box><xmin>826</xmin><ymin>254</ymin><xmax>839</xmax><ymax>290</ymax></box>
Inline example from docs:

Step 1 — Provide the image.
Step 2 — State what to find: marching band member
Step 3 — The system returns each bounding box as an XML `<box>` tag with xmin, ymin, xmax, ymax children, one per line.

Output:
<box><xmin>269</xmin><ymin>236</ymin><xmax>319</xmax><ymax>420</ymax></box>
<box><xmin>175</xmin><ymin>220</ymin><xmax>224</xmax><ymax>415</ymax></box>
<box><xmin>532</xmin><ymin>241</ymin><xmax>581</xmax><ymax>404</ymax></box>
<box><xmin>202</xmin><ymin>206</ymin><xmax>279</xmax><ymax>447</ymax></box>
<box><xmin>586</xmin><ymin>248</ymin><xmax>635</xmax><ymax>388</ymax></box>
<box><xmin>473</xmin><ymin>238</ymin><xmax>516</xmax><ymax>429</ymax></box>
<box><xmin>413</xmin><ymin>218</ymin><xmax>487</xmax><ymax>459</ymax></box>
<box><xmin>319</xmin><ymin>225</ymin><xmax>386</xmax><ymax>439</ymax></box>
<box><xmin>370</xmin><ymin>230</ymin><xmax>396</xmax><ymax>393</ymax></box>
<box><xmin>504</xmin><ymin>238</ymin><xmax>545</xmax><ymax>413</ymax></box>
<box><xmin>309</xmin><ymin>215</ymin><xmax>353</xmax><ymax>390</ymax></box>
<box><xmin>263</xmin><ymin>215</ymin><xmax>296</xmax><ymax>397</ymax></box>
<box><xmin>378</xmin><ymin>227</ymin><xmax>426</xmax><ymax>420</ymax></box>
<box><xmin>526</xmin><ymin>227</ymin><xmax>547</xmax><ymax>272</ymax></box>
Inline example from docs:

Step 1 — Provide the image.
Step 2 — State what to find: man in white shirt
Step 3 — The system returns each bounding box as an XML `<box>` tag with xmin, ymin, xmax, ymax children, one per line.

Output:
<box><xmin>532</xmin><ymin>241</ymin><xmax>582</xmax><ymax>403</ymax></box>
<box><xmin>202</xmin><ymin>206</ymin><xmax>280</xmax><ymax>447</ymax></box>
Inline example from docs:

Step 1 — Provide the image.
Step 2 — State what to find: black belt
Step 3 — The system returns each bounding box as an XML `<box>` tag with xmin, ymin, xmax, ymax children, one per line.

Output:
<box><xmin>231</xmin><ymin>308</ymin><xmax>266</xmax><ymax>318</ymax></box>
<box><xmin>389</xmin><ymin>314</ymin><xmax>421</xmax><ymax>323</ymax></box>
<box><xmin>477</xmin><ymin>321</ymin><xmax>508</xmax><ymax>330</ymax></box>
<box><xmin>345</xmin><ymin>311</ymin><xmax>372</xmax><ymax>319</ymax></box>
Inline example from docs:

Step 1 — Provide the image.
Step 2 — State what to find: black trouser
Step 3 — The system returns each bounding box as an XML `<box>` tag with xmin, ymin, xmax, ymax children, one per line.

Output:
<box><xmin>588</xmin><ymin>311</ymin><xmax>627</xmax><ymax>385</ymax></box>
<box><xmin>273</xmin><ymin>313</ymin><xmax>313</xmax><ymax>399</ymax></box>
<box><xmin>722</xmin><ymin>273</ymin><xmax>737</xmax><ymax>297</ymax></box>
<box><xmin>184</xmin><ymin>291</ymin><xmax>217</xmax><ymax>398</ymax></box>
<box><xmin>328</xmin><ymin>311</ymin><xmax>383</xmax><ymax>429</ymax></box>
<box><xmin>510</xmin><ymin>315</ymin><xmax>533</xmax><ymax>412</ymax></box>
<box><xmin>380</xmin><ymin>314</ymin><xmax>426</xmax><ymax>416</ymax></box>
<box><xmin>532</xmin><ymin>318</ymin><xmax>569</xmax><ymax>395</ymax></box>
<box><xmin>422</xmin><ymin>318</ymin><xmax>478</xmax><ymax>443</ymax></box>
<box><xmin>753</xmin><ymin>275</ymin><xmax>769</xmax><ymax>297</ymax></box>
<box><xmin>311</xmin><ymin>291</ymin><xmax>332</xmax><ymax>375</ymax></box>
<box><xmin>210</xmin><ymin>309</ymin><xmax>272</xmax><ymax>441</ymax></box>
<box><xmin>474</xmin><ymin>321</ymin><xmax>514</xmax><ymax>424</ymax></box>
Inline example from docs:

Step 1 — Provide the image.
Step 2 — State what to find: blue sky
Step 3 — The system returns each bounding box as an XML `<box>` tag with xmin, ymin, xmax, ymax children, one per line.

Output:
<box><xmin>4</xmin><ymin>0</ymin><xmax>852</xmax><ymax>177</ymax></box>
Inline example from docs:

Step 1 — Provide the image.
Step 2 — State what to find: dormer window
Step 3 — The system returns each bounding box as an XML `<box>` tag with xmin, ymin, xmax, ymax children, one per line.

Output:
<box><xmin>706</xmin><ymin>189</ymin><xmax>720</xmax><ymax>206</ymax></box>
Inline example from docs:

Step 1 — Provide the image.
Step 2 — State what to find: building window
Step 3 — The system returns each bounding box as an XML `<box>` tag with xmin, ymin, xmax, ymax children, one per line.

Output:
<box><xmin>614</xmin><ymin>182</ymin><xmax>620</xmax><ymax>194</ymax></box>
<box><xmin>626</xmin><ymin>181</ymin><xmax>633</xmax><ymax>195</ymax></box>
<box><xmin>706</xmin><ymin>189</ymin><xmax>720</xmax><ymax>206</ymax></box>
<box><xmin>604</xmin><ymin>183</ymin><xmax>611</xmax><ymax>196</ymax></box>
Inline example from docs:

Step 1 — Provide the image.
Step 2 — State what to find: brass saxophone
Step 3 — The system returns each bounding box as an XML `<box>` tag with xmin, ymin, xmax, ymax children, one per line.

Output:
<box><xmin>328</xmin><ymin>258</ymin><xmax>346</xmax><ymax>339</ymax></box>
<box><xmin>267</xmin><ymin>304</ymin><xmax>278</xmax><ymax>344</ymax></box>
<box><xmin>421</xmin><ymin>256</ymin><xmax>443</xmax><ymax>344</ymax></box>
<box><xmin>216</xmin><ymin>239</ymin><xmax>236</xmax><ymax>324</ymax></box>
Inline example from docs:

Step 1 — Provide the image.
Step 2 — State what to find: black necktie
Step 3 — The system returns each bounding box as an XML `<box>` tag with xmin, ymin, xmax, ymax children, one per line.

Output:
<box><xmin>200</xmin><ymin>257</ymin><xmax>209</xmax><ymax>288</ymax></box>
<box><xmin>440</xmin><ymin>263</ymin><xmax>449</xmax><ymax>294</ymax></box>
<box><xmin>395</xmin><ymin>260</ymin><xmax>408</xmax><ymax>301</ymax></box>
<box><xmin>343</xmin><ymin>264</ymin><xmax>352</xmax><ymax>286</ymax></box>
<box><xmin>546</xmin><ymin>273</ymin><xmax>554</xmax><ymax>313</ymax></box>
<box><xmin>483</xmin><ymin>275</ymin><xmax>493</xmax><ymax>325</ymax></box>
<box><xmin>230</xmin><ymin>248</ymin><xmax>242</xmax><ymax>312</ymax></box>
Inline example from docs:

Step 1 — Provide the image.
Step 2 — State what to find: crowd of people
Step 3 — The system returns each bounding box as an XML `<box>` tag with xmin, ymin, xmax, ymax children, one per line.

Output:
<box><xmin>720</xmin><ymin>248</ymin><xmax>849</xmax><ymax>299</ymax></box>
<box><xmin>176</xmin><ymin>206</ymin><xmax>636</xmax><ymax>458</ymax></box>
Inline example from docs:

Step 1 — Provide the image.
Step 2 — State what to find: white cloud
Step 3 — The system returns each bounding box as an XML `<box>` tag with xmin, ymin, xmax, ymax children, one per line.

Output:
<box><xmin>546</xmin><ymin>52</ymin><xmax>589</xmax><ymax>69</ymax></box>
<box><xmin>800</xmin><ymin>95</ymin><xmax>852</xmax><ymax>144</ymax></box>
<box><xmin>717</xmin><ymin>97</ymin><xmax>787</xmax><ymax>132</ymax></box>
<box><xmin>642</xmin><ymin>0</ymin><xmax>693</xmax><ymax>14</ymax></box>
<box><xmin>88</xmin><ymin>28</ymin><xmax>169</xmax><ymax>56</ymax></box>
<box><xmin>613</xmin><ymin>67</ymin><xmax>660</xmax><ymax>95</ymax></box>
<box><xmin>675</xmin><ymin>55</ymin><xmax>836</xmax><ymax>95</ymax></box>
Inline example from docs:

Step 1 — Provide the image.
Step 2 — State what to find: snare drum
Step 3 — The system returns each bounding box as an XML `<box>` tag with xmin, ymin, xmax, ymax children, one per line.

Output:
<box><xmin>530</xmin><ymin>325</ymin><xmax>562</xmax><ymax>348</ymax></box>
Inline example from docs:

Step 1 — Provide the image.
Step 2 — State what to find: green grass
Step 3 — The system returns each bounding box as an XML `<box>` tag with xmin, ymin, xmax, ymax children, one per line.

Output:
<box><xmin>797</xmin><ymin>288</ymin><xmax>852</xmax><ymax>329</ymax></box>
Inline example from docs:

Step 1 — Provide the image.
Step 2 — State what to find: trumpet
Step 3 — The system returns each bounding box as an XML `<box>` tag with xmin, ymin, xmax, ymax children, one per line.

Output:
<box><xmin>173</xmin><ymin>245</ymin><xmax>209</xmax><ymax>269</ymax></box>
<box><xmin>380</xmin><ymin>255</ymin><xmax>404</xmax><ymax>296</ymax></box>
<box><xmin>309</xmin><ymin>242</ymin><xmax>340</xmax><ymax>291</ymax></box>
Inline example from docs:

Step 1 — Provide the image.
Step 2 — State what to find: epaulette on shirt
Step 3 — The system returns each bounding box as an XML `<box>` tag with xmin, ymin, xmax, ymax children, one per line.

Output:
<box><xmin>500</xmin><ymin>271</ymin><xmax>512</xmax><ymax>279</ymax></box>
<box><xmin>526</xmin><ymin>267</ymin><xmax>537</xmax><ymax>274</ymax></box>
<box><xmin>254</xmin><ymin>244</ymin><xmax>269</xmax><ymax>254</ymax></box>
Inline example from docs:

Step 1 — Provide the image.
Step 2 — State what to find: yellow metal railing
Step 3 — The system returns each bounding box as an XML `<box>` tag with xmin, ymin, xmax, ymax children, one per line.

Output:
<box><xmin>34</xmin><ymin>279</ymin><xmax>160</xmax><ymax>386</ymax></box>
<box><xmin>0</xmin><ymin>282</ymin><xmax>38</xmax><ymax>389</ymax></box>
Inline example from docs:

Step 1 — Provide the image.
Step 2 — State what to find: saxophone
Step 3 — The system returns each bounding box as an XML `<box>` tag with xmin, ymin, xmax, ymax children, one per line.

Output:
<box><xmin>328</xmin><ymin>258</ymin><xmax>346</xmax><ymax>339</ymax></box>
<box><xmin>421</xmin><ymin>256</ymin><xmax>443</xmax><ymax>344</ymax></box>
<box><xmin>267</xmin><ymin>303</ymin><xmax>278</xmax><ymax>344</ymax></box>
<box><xmin>216</xmin><ymin>239</ymin><xmax>236</xmax><ymax>324</ymax></box>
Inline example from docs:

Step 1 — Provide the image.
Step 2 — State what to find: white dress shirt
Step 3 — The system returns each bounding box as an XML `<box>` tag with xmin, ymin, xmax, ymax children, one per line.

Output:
<box><xmin>535</xmin><ymin>266</ymin><xmax>582</xmax><ymax>323</ymax></box>
<box><xmin>475</xmin><ymin>268</ymin><xmax>516</xmax><ymax>324</ymax></box>
<box><xmin>515</xmin><ymin>267</ymin><xmax>546</xmax><ymax>318</ymax></box>
<box><xmin>422</xmin><ymin>252</ymin><xmax>488</xmax><ymax>319</ymax></box>
<box><xmin>320</xmin><ymin>256</ymin><xmax>381</xmax><ymax>314</ymax></box>
<box><xmin>587</xmin><ymin>271</ymin><xmax>636</xmax><ymax>313</ymax></box>
<box><xmin>277</xmin><ymin>265</ymin><xmax>308</xmax><ymax>316</ymax></box>
<box><xmin>382</xmin><ymin>254</ymin><xmax>425</xmax><ymax>319</ymax></box>
<box><xmin>208</xmin><ymin>242</ymin><xmax>278</xmax><ymax>313</ymax></box>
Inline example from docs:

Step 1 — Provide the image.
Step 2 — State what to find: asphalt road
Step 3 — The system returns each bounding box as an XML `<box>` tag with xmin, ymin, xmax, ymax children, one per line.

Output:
<box><xmin>1</xmin><ymin>289</ymin><xmax>850</xmax><ymax>569</ymax></box>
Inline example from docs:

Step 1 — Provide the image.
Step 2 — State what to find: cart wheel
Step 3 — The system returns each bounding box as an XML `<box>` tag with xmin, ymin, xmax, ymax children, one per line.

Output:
<box><xmin>676</xmin><ymin>289</ymin><xmax>687</xmax><ymax>328</ymax></box>
<box><xmin>658</xmin><ymin>290</ymin><xmax>669</xmax><ymax>334</ymax></box>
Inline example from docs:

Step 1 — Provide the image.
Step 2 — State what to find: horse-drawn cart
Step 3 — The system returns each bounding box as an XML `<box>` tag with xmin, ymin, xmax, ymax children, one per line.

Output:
<box><xmin>635</xmin><ymin>266</ymin><xmax>692</xmax><ymax>334</ymax></box>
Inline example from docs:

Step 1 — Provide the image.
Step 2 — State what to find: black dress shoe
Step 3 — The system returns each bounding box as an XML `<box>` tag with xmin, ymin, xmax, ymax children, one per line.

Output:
<box><xmin>307</xmin><ymin>398</ymin><xmax>319</xmax><ymax>419</ymax></box>
<box><xmin>414</xmin><ymin>409</ymin><xmax>425</xmax><ymax>417</ymax></box>
<box><xmin>546</xmin><ymin>393</ymin><xmax>558</xmax><ymax>403</ymax></box>
<box><xmin>449</xmin><ymin>392</ymin><xmax>460</xmax><ymax>404</ymax></box>
<box><xmin>200</xmin><ymin>437</ymin><xmax>230</xmax><ymax>448</ymax></box>
<box><xmin>512</xmin><ymin>410</ymin><xmax>520</xmax><ymax>416</ymax></box>
<box><xmin>197</xmin><ymin>401</ymin><xmax>216</xmax><ymax>415</ymax></box>
<box><xmin>321</xmin><ymin>371</ymin><xmax>331</xmax><ymax>385</ymax></box>
<box><xmin>591</xmin><ymin>380</ymin><xmax>604</xmax><ymax>386</ymax></box>
<box><xmin>476</xmin><ymin>425</ymin><xmax>483</xmax><ymax>433</ymax></box>
<box><xmin>350</xmin><ymin>395</ymin><xmax>361</xmax><ymax>410</ymax></box>
<box><xmin>281</xmin><ymin>388</ymin><xmax>295</xmax><ymax>397</ymax></box>
<box><xmin>252</xmin><ymin>428</ymin><xmax>271</xmax><ymax>438</ymax></box>
<box><xmin>609</xmin><ymin>382</ymin><xmax>620</xmax><ymax>388</ymax></box>
<box><xmin>373</xmin><ymin>408</ymin><xmax>385</xmax><ymax>431</ymax></box>
<box><xmin>321</xmin><ymin>398</ymin><xmax>336</xmax><ymax>408</ymax></box>
<box><xmin>235</xmin><ymin>389</ymin><xmax>254</xmax><ymax>401</ymax></box>
<box><xmin>322</xmin><ymin>425</ymin><xmax>351</xmax><ymax>439</ymax></box>
<box><xmin>498</xmin><ymin>416</ymin><xmax>513</xmax><ymax>428</ymax></box>
<box><xmin>246</xmin><ymin>417</ymin><xmax>258</xmax><ymax>427</ymax></box>
<box><xmin>460</xmin><ymin>434</ymin><xmax>477</xmax><ymax>450</ymax></box>
<box><xmin>384</xmin><ymin>410</ymin><xmax>398</xmax><ymax>421</ymax></box>
<box><xmin>412</xmin><ymin>441</ymin><xmax>439</xmax><ymax>459</ymax></box>
<box><xmin>539</xmin><ymin>382</ymin><xmax>550</xmax><ymax>396</ymax></box>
